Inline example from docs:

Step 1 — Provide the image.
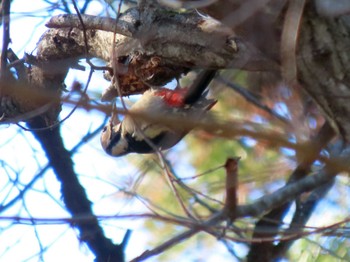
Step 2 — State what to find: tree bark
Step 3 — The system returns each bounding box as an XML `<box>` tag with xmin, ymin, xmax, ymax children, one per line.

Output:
<box><xmin>297</xmin><ymin>2</ymin><xmax>350</xmax><ymax>140</ymax></box>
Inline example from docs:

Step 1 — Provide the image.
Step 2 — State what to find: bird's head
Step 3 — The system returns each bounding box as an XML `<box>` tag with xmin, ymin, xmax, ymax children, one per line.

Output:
<box><xmin>100</xmin><ymin>122</ymin><xmax>129</xmax><ymax>157</ymax></box>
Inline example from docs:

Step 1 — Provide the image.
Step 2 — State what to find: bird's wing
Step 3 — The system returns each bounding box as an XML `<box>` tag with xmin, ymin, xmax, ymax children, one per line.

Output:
<box><xmin>122</xmin><ymin>115</ymin><xmax>172</xmax><ymax>141</ymax></box>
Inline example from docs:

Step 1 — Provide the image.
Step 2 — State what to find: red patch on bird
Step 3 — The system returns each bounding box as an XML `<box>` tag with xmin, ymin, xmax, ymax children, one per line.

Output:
<box><xmin>154</xmin><ymin>88</ymin><xmax>188</xmax><ymax>107</ymax></box>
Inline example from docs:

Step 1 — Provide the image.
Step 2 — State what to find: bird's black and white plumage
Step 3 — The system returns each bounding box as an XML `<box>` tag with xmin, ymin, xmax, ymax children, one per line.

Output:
<box><xmin>101</xmin><ymin>88</ymin><xmax>216</xmax><ymax>157</ymax></box>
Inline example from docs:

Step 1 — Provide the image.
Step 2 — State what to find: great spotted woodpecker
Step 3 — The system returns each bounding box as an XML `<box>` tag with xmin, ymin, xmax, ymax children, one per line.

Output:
<box><xmin>100</xmin><ymin>88</ymin><xmax>216</xmax><ymax>156</ymax></box>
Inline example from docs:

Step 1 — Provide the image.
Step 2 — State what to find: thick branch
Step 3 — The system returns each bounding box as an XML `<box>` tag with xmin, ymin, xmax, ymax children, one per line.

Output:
<box><xmin>237</xmin><ymin>166</ymin><xmax>336</xmax><ymax>218</ymax></box>
<box><xmin>27</xmin><ymin>117</ymin><xmax>124</xmax><ymax>262</ymax></box>
<box><xmin>46</xmin><ymin>9</ymin><xmax>279</xmax><ymax>71</ymax></box>
<box><xmin>46</xmin><ymin>8</ymin><xmax>139</xmax><ymax>37</ymax></box>
<box><xmin>273</xmin><ymin>179</ymin><xmax>334</xmax><ymax>258</ymax></box>
<box><xmin>0</xmin><ymin>27</ymin><xmax>119</xmax><ymax>123</ymax></box>
<box><xmin>297</xmin><ymin>2</ymin><xmax>350</xmax><ymax>140</ymax></box>
<box><xmin>247</xmin><ymin>122</ymin><xmax>335</xmax><ymax>261</ymax></box>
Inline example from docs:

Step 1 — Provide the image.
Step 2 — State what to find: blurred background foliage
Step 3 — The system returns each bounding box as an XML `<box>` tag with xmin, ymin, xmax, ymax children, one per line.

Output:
<box><xmin>1</xmin><ymin>0</ymin><xmax>350</xmax><ymax>261</ymax></box>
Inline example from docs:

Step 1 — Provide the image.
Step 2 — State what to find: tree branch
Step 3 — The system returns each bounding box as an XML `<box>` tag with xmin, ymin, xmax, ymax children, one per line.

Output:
<box><xmin>0</xmin><ymin>0</ymin><xmax>11</xmax><ymax>78</ymax></box>
<box><xmin>131</xmin><ymin>212</ymin><xmax>224</xmax><ymax>262</ymax></box>
<box><xmin>27</xmin><ymin>117</ymin><xmax>125</xmax><ymax>262</ymax></box>
<box><xmin>46</xmin><ymin>8</ymin><xmax>139</xmax><ymax>37</ymax></box>
<box><xmin>273</xmin><ymin>178</ymin><xmax>335</xmax><ymax>258</ymax></box>
<box><xmin>247</xmin><ymin>122</ymin><xmax>335</xmax><ymax>261</ymax></box>
<box><xmin>237</xmin><ymin>164</ymin><xmax>337</xmax><ymax>218</ymax></box>
<box><xmin>46</xmin><ymin>6</ymin><xmax>279</xmax><ymax>72</ymax></box>
<box><xmin>224</xmin><ymin>157</ymin><xmax>240</xmax><ymax>219</ymax></box>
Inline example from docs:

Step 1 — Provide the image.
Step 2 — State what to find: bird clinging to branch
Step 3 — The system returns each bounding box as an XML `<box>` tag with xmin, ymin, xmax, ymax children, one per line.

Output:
<box><xmin>100</xmin><ymin>87</ymin><xmax>216</xmax><ymax>156</ymax></box>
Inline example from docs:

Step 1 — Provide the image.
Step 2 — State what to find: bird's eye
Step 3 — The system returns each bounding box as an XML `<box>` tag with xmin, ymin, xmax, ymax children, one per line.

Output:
<box><xmin>102</xmin><ymin>126</ymin><xmax>107</xmax><ymax>132</ymax></box>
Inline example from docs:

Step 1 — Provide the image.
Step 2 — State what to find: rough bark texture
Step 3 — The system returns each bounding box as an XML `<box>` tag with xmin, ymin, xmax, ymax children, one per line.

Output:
<box><xmin>297</xmin><ymin>2</ymin><xmax>350</xmax><ymax>140</ymax></box>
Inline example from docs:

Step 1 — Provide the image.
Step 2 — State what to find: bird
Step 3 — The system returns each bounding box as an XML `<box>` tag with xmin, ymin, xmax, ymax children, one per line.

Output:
<box><xmin>100</xmin><ymin>87</ymin><xmax>216</xmax><ymax>157</ymax></box>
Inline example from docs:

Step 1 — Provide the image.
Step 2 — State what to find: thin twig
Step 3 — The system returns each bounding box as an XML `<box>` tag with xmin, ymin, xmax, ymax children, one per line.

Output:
<box><xmin>216</xmin><ymin>76</ymin><xmax>290</xmax><ymax>124</ymax></box>
<box><xmin>156</xmin><ymin>152</ymin><xmax>198</xmax><ymax>220</ymax></box>
<box><xmin>274</xmin><ymin>178</ymin><xmax>335</xmax><ymax>257</ymax></box>
<box><xmin>176</xmin><ymin>164</ymin><xmax>224</xmax><ymax>181</ymax></box>
<box><xmin>131</xmin><ymin>211</ymin><xmax>225</xmax><ymax>262</ymax></box>
<box><xmin>71</xmin><ymin>0</ymin><xmax>89</xmax><ymax>55</ymax></box>
<box><xmin>237</xmin><ymin>164</ymin><xmax>337</xmax><ymax>218</ymax></box>
<box><xmin>17</xmin><ymin>70</ymin><xmax>93</xmax><ymax>132</ymax></box>
<box><xmin>0</xmin><ymin>121</ymin><xmax>105</xmax><ymax>213</ymax></box>
<box><xmin>247</xmin><ymin>122</ymin><xmax>335</xmax><ymax>261</ymax></box>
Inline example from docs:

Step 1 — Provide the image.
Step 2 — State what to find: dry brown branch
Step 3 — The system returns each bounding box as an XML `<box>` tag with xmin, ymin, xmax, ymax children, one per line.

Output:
<box><xmin>281</xmin><ymin>0</ymin><xmax>305</xmax><ymax>84</ymax></box>
<box><xmin>224</xmin><ymin>157</ymin><xmax>240</xmax><ymax>219</ymax></box>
